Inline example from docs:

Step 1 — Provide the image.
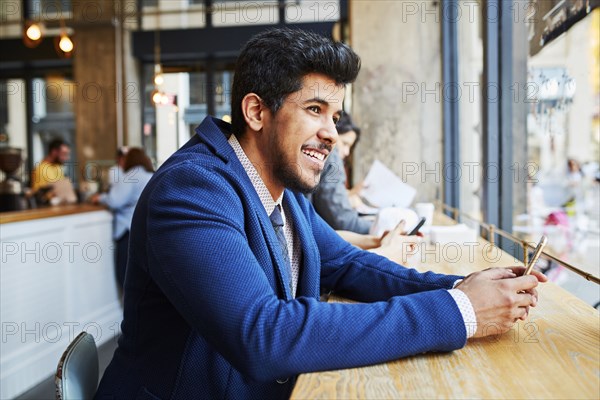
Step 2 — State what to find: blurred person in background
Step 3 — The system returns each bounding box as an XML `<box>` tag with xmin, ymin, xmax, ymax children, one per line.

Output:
<box><xmin>309</xmin><ymin>113</ymin><xmax>417</xmax><ymax>263</ymax></box>
<box><xmin>91</xmin><ymin>148</ymin><xmax>154</xmax><ymax>291</ymax></box>
<box><xmin>31</xmin><ymin>138</ymin><xmax>71</xmax><ymax>191</ymax></box>
<box><xmin>107</xmin><ymin>146</ymin><xmax>129</xmax><ymax>188</ymax></box>
<box><xmin>566</xmin><ymin>158</ymin><xmax>585</xmax><ymax>202</ymax></box>
<box><xmin>309</xmin><ymin>113</ymin><xmax>372</xmax><ymax>233</ymax></box>
<box><xmin>30</xmin><ymin>138</ymin><xmax>77</xmax><ymax>205</ymax></box>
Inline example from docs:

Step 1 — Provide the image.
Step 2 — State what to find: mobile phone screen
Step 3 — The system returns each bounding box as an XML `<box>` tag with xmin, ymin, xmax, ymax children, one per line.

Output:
<box><xmin>524</xmin><ymin>236</ymin><xmax>547</xmax><ymax>275</ymax></box>
<box><xmin>408</xmin><ymin>217</ymin><xmax>426</xmax><ymax>236</ymax></box>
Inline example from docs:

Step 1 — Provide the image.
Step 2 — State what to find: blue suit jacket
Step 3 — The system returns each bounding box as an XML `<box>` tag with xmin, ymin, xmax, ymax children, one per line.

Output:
<box><xmin>95</xmin><ymin>117</ymin><xmax>467</xmax><ymax>400</ymax></box>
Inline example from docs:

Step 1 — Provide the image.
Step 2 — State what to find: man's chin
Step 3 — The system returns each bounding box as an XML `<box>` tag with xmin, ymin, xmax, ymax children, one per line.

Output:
<box><xmin>289</xmin><ymin>179</ymin><xmax>320</xmax><ymax>194</ymax></box>
<box><xmin>277</xmin><ymin>170</ymin><xmax>322</xmax><ymax>194</ymax></box>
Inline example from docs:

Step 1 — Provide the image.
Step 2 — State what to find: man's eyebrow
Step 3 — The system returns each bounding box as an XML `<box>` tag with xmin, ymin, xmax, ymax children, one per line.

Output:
<box><xmin>303</xmin><ymin>97</ymin><xmax>344</xmax><ymax>114</ymax></box>
<box><xmin>302</xmin><ymin>97</ymin><xmax>329</xmax><ymax>105</ymax></box>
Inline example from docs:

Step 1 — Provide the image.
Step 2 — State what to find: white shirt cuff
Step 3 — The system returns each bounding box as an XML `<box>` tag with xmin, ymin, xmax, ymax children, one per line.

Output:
<box><xmin>448</xmin><ymin>288</ymin><xmax>477</xmax><ymax>338</ymax></box>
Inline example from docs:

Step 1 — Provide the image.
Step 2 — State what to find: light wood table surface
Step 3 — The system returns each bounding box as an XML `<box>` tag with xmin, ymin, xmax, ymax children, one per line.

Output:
<box><xmin>291</xmin><ymin>213</ymin><xmax>600</xmax><ymax>399</ymax></box>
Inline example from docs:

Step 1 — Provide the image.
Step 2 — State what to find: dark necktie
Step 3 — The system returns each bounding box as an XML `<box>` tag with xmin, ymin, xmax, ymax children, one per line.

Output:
<box><xmin>269</xmin><ymin>205</ymin><xmax>292</xmax><ymax>291</ymax></box>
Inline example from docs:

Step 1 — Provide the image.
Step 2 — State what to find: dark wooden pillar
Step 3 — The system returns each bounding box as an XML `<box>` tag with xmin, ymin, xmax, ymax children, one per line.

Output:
<box><xmin>72</xmin><ymin>0</ymin><xmax>118</xmax><ymax>184</ymax></box>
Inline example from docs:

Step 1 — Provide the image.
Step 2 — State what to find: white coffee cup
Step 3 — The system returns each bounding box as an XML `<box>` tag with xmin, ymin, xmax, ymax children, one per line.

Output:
<box><xmin>415</xmin><ymin>202</ymin><xmax>435</xmax><ymax>227</ymax></box>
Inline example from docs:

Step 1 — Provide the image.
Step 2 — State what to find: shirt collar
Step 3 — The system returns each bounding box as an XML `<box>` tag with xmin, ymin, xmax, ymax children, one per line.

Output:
<box><xmin>228</xmin><ymin>134</ymin><xmax>284</xmax><ymax>216</ymax></box>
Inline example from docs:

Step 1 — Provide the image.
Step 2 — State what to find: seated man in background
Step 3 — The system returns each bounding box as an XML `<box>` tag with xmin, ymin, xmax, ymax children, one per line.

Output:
<box><xmin>30</xmin><ymin>138</ymin><xmax>77</xmax><ymax>205</ymax></box>
<box><xmin>95</xmin><ymin>28</ymin><xmax>545</xmax><ymax>400</ymax></box>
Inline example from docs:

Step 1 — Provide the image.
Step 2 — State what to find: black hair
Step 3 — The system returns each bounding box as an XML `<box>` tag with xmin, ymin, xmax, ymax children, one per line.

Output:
<box><xmin>231</xmin><ymin>27</ymin><xmax>361</xmax><ymax>137</ymax></box>
<box><xmin>116</xmin><ymin>147</ymin><xmax>128</xmax><ymax>158</ymax></box>
<box><xmin>336</xmin><ymin>113</ymin><xmax>361</xmax><ymax>139</ymax></box>
<box><xmin>48</xmin><ymin>138</ymin><xmax>69</xmax><ymax>153</ymax></box>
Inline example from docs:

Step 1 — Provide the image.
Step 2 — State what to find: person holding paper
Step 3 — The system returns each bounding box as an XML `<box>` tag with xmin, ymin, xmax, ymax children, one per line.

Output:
<box><xmin>308</xmin><ymin>113</ymin><xmax>373</xmax><ymax>233</ymax></box>
<box><xmin>308</xmin><ymin>114</ymin><xmax>415</xmax><ymax>262</ymax></box>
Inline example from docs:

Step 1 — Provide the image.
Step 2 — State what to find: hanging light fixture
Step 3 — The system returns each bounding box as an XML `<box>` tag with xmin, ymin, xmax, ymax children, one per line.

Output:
<box><xmin>151</xmin><ymin>89</ymin><xmax>163</xmax><ymax>105</ymax></box>
<box><xmin>151</xmin><ymin>10</ymin><xmax>165</xmax><ymax>106</ymax></box>
<box><xmin>58</xmin><ymin>32</ymin><xmax>74</xmax><ymax>53</ymax></box>
<box><xmin>55</xmin><ymin>18</ymin><xmax>74</xmax><ymax>56</ymax></box>
<box><xmin>154</xmin><ymin>63</ymin><xmax>164</xmax><ymax>86</ymax></box>
<box><xmin>23</xmin><ymin>21</ymin><xmax>43</xmax><ymax>48</ymax></box>
<box><xmin>26</xmin><ymin>22</ymin><xmax>42</xmax><ymax>40</ymax></box>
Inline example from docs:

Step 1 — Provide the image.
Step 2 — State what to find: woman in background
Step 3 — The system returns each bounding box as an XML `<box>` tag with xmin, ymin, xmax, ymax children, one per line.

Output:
<box><xmin>91</xmin><ymin>148</ymin><xmax>154</xmax><ymax>291</ymax></box>
<box><xmin>309</xmin><ymin>113</ymin><xmax>372</xmax><ymax>233</ymax></box>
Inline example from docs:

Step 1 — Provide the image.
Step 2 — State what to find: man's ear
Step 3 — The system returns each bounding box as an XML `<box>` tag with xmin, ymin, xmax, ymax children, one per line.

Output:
<box><xmin>241</xmin><ymin>93</ymin><xmax>265</xmax><ymax>132</ymax></box>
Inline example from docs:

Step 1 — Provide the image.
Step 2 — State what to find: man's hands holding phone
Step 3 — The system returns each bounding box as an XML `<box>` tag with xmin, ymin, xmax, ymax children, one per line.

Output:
<box><xmin>455</xmin><ymin>267</ymin><xmax>548</xmax><ymax>338</ymax></box>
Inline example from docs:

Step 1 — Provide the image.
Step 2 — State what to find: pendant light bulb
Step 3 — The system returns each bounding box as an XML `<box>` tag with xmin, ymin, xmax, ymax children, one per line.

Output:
<box><xmin>154</xmin><ymin>64</ymin><xmax>164</xmax><ymax>85</ymax></box>
<box><xmin>26</xmin><ymin>23</ymin><xmax>42</xmax><ymax>41</ymax></box>
<box><xmin>152</xmin><ymin>90</ymin><xmax>163</xmax><ymax>105</ymax></box>
<box><xmin>59</xmin><ymin>34</ymin><xmax>74</xmax><ymax>53</ymax></box>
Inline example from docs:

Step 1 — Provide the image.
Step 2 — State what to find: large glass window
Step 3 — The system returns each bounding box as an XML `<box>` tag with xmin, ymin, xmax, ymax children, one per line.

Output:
<box><xmin>0</xmin><ymin>79</ymin><xmax>28</xmax><ymax>183</ymax></box>
<box><xmin>142</xmin><ymin>65</ymin><xmax>233</xmax><ymax>167</ymax></box>
<box><xmin>514</xmin><ymin>9</ymin><xmax>600</xmax><ymax>305</ymax></box>
<box><xmin>27</xmin><ymin>0</ymin><xmax>72</xmax><ymax>19</ymax></box>
<box><xmin>30</xmin><ymin>74</ymin><xmax>76</xmax><ymax>186</ymax></box>
<box><xmin>457</xmin><ymin>2</ymin><xmax>483</xmax><ymax>222</ymax></box>
<box><xmin>454</xmin><ymin>3</ymin><xmax>599</xmax><ymax>306</ymax></box>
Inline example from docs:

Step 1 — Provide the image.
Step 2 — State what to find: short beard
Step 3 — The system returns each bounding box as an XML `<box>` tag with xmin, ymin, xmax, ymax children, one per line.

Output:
<box><xmin>274</xmin><ymin>161</ymin><xmax>322</xmax><ymax>194</ymax></box>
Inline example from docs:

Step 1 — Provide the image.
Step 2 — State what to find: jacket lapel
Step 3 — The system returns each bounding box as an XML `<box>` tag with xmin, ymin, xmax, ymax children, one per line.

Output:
<box><xmin>283</xmin><ymin>193</ymin><xmax>320</xmax><ymax>300</ymax></box>
<box><xmin>195</xmin><ymin>118</ymin><xmax>312</xmax><ymax>301</ymax></box>
<box><xmin>227</xmin><ymin>153</ymin><xmax>293</xmax><ymax>301</ymax></box>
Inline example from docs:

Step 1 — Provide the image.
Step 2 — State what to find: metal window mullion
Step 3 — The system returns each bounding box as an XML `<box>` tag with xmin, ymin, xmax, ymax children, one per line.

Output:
<box><xmin>482</xmin><ymin>0</ymin><xmax>500</xmax><ymax>229</ymax></box>
<box><xmin>499</xmin><ymin>0</ymin><xmax>514</xmax><ymax>250</ymax></box>
<box><xmin>441</xmin><ymin>0</ymin><xmax>460</xmax><ymax>214</ymax></box>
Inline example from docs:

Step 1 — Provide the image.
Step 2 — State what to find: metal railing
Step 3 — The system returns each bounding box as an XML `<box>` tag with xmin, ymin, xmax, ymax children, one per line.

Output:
<box><xmin>437</xmin><ymin>201</ymin><xmax>600</xmax><ymax>285</ymax></box>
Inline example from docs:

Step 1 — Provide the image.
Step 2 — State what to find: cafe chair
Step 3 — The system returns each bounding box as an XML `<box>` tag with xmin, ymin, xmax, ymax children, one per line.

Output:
<box><xmin>55</xmin><ymin>332</ymin><xmax>99</xmax><ymax>400</ymax></box>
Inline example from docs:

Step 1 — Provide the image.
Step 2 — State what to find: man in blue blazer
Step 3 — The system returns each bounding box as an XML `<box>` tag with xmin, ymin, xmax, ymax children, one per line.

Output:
<box><xmin>95</xmin><ymin>28</ymin><xmax>545</xmax><ymax>399</ymax></box>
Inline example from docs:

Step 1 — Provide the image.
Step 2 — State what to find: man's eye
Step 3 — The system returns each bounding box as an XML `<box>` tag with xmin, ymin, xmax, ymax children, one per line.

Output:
<box><xmin>333</xmin><ymin>116</ymin><xmax>340</xmax><ymax>124</ymax></box>
<box><xmin>308</xmin><ymin>106</ymin><xmax>320</xmax><ymax>114</ymax></box>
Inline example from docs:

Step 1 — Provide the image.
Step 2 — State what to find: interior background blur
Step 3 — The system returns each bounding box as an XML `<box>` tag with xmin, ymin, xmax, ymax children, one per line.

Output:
<box><xmin>1</xmin><ymin>0</ymin><xmax>598</xmax><ymax>298</ymax></box>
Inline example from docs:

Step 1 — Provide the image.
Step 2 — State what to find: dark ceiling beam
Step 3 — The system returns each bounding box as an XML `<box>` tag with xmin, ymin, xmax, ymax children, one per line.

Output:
<box><xmin>0</xmin><ymin>37</ymin><xmax>72</xmax><ymax>77</ymax></box>
<box><xmin>132</xmin><ymin>22</ymin><xmax>336</xmax><ymax>63</ymax></box>
<box><xmin>0</xmin><ymin>21</ymin><xmax>335</xmax><ymax>76</ymax></box>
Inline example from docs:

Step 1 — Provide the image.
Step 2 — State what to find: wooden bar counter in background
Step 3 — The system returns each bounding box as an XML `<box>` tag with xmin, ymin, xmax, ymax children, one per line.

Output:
<box><xmin>0</xmin><ymin>204</ymin><xmax>122</xmax><ymax>399</ymax></box>
<box><xmin>292</xmin><ymin>213</ymin><xmax>600</xmax><ymax>399</ymax></box>
<box><xmin>0</xmin><ymin>203</ymin><xmax>105</xmax><ymax>224</ymax></box>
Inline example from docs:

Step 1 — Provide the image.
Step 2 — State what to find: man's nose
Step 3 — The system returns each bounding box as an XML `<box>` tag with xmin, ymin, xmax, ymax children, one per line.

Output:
<box><xmin>317</xmin><ymin>119</ymin><xmax>338</xmax><ymax>145</ymax></box>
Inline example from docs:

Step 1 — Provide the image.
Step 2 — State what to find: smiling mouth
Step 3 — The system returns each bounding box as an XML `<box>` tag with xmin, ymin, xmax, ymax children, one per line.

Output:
<box><xmin>302</xmin><ymin>148</ymin><xmax>326</xmax><ymax>161</ymax></box>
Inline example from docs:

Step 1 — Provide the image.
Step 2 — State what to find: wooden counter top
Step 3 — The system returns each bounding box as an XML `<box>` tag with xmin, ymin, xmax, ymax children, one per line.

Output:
<box><xmin>0</xmin><ymin>204</ymin><xmax>107</xmax><ymax>224</ymax></box>
<box><xmin>291</xmin><ymin>213</ymin><xmax>600</xmax><ymax>399</ymax></box>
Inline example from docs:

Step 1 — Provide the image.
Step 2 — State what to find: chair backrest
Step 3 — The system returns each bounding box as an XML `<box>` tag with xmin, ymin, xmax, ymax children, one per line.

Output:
<box><xmin>55</xmin><ymin>332</ymin><xmax>99</xmax><ymax>400</ymax></box>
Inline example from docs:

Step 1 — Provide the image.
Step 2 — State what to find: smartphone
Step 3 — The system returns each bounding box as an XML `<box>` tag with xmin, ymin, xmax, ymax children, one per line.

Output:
<box><xmin>408</xmin><ymin>217</ymin><xmax>426</xmax><ymax>236</ymax></box>
<box><xmin>524</xmin><ymin>235</ymin><xmax>547</xmax><ymax>275</ymax></box>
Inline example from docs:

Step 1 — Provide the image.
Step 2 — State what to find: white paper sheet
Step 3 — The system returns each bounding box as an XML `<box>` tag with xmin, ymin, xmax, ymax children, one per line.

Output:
<box><xmin>360</xmin><ymin>160</ymin><xmax>416</xmax><ymax>208</ymax></box>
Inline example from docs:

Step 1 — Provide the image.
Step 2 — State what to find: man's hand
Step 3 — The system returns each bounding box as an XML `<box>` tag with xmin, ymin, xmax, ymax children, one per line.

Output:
<box><xmin>455</xmin><ymin>267</ymin><xmax>547</xmax><ymax>338</ymax></box>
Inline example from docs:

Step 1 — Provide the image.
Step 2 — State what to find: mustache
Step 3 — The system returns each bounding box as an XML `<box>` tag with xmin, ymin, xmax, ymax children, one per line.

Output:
<box><xmin>301</xmin><ymin>143</ymin><xmax>333</xmax><ymax>153</ymax></box>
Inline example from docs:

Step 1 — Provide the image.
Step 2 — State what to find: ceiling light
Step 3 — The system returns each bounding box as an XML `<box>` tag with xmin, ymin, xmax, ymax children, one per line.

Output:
<box><xmin>152</xmin><ymin>90</ymin><xmax>163</xmax><ymax>105</ymax></box>
<box><xmin>26</xmin><ymin>23</ymin><xmax>42</xmax><ymax>41</ymax></box>
<box><xmin>23</xmin><ymin>21</ymin><xmax>43</xmax><ymax>48</ymax></box>
<box><xmin>59</xmin><ymin>34</ymin><xmax>74</xmax><ymax>53</ymax></box>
